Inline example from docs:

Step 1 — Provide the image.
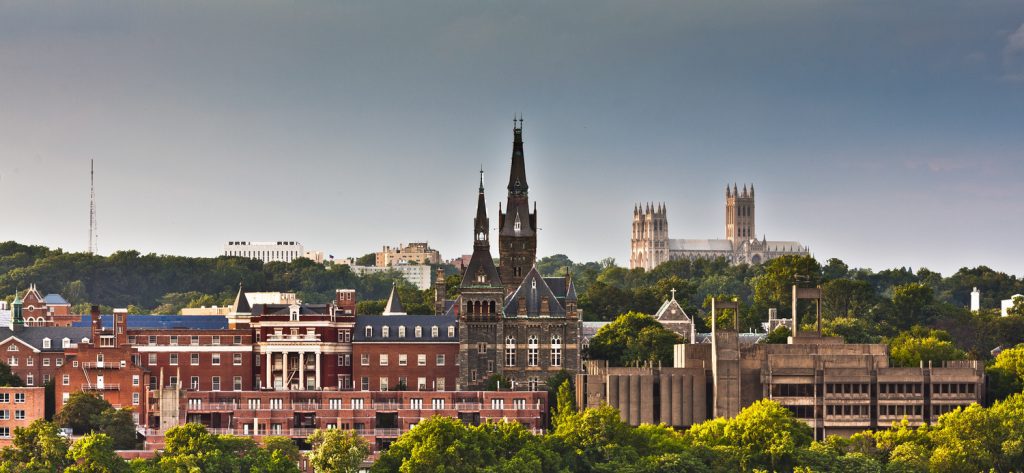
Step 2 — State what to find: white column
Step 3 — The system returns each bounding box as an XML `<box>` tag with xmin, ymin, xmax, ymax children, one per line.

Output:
<box><xmin>265</xmin><ymin>351</ymin><xmax>272</xmax><ymax>389</ymax></box>
<box><xmin>298</xmin><ymin>351</ymin><xmax>305</xmax><ymax>390</ymax></box>
<box><xmin>314</xmin><ymin>351</ymin><xmax>321</xmax><ymax>389</ymax></box>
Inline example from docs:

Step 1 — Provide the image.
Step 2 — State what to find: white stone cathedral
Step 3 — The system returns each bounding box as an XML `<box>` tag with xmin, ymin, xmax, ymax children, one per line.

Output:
<box><xmin>629</xmin><ymin>184</ymin><xmax>809</xmax><ymax>270</ymax></box>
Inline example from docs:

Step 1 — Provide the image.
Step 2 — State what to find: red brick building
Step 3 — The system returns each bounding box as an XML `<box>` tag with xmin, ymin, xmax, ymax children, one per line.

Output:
<box><xmin>0</xmin><ymin>387</ymin><xmax>46</xmax><ymax>446</ymax></box>
<box><xmin>15</xmin><ymin>284</ymin><xmax>80</xmax><ymax>327</ymax></box>
<box><xmin>56</xmin><ymin>308</ymin><xmax>148</xmax><ymax>422</ymax></box>
<box><xmin>0</xmin><ymin>323</ymin><xmax>89</xmax><ymax>387</ymax></box>
<box><xmin>352</xmin><ymin>314</ymin><xmax>459</xmax><ymax>392</ymax></box>
<box><xmin>130</xmin><ymin>328</ymin><xmax>254</xmax><ymax>393</ymax></box>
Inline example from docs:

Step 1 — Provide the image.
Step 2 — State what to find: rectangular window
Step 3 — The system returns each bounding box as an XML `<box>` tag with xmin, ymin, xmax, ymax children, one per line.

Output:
<box><xmin>26</xmin><ymin>357</ymin><xmax>33</xmax><ymax>366</ymax></box>
<box><xmin>233</xmin><ymin>336</ymin><xmax>242</xmax><ymax>345</ymax></box>
<box><xmin>191</xmin><ymin>377</ymin><xmax>199</xmax><ymax>390</ymax></box>
<box><xmin>436</xmin><ymin>377</ymin><xmax>445</xmax><ymax>391</ymax></box>
<box><xmin>399</xmin><ymin>354</ymin><xmax>407</xmax><ymax>366</ymax></box>
<box><xmin>0</xmin><ymin>427</ymin><xmax>9</xmax><ymax>438</ymax></box>
<box><xmin>191</xmin><ymin>336</ymin><xmax>199</xmax><ymax>346</ymax></box>
<box><xmin>234</xmin><ymin>376</ymin><xmax>242</xmax><ymax>391</ymax></box>
<box><xmin>360</xmin><ymin>377</ymin><xmax>369</xmax><ymax>391</ymax></box>
<box><xmin>0</xmin><ymin>410</ymin><xmax>7</xmax><ymax>420</ymax></box>
<box><xmin>169</xmin><ymin>354</ymin><xmax>178</xmax><ymax>365</ymax></box>
<box><xmin>212</xmin><ymin>376</ymin><xmax>221</xmax><ymax>391</ymax></box>
<box><xmin>63</xmin><ymin>375</ymin><xmax>70</xmax><ymax>386</ymax></box>
<box><xmin>380</xmin><ymin>377</ymin><xmax>389</xmax><ymax>391</ymax></box>
<box><xmin>436</xmin><ymin>354</ymin><xmax>445</xmax><ymax>366</ymax></box>
<box><xmin>14</xmin><ymin>410</ymin><xmax>25</xmax><ymax>420</ymax></box>
<box><xmin>360</xmin><ymin>354</ymin><xmax>369</xmax><ymax>366</ymax></box>
<box><xmin>418</xmin><ymin>354</ymin><xmax>426</xmax><ymax>366</ymax></box>
<box><xmin>351</xmin><ymin>398</ymin><xmax>364</xmax><ymax>409</ymax></box>
<box><xmin>133</xmin><ymin>375</ymin><xmax>140</xmax><ymax>386</ymax></box>
<box><xmin>133</xmin><ymin>393</ymin><xmax>140</xmax><ymax>405</ymax></box>
<box><xmin>42</xmin><ymin>358</ymin><xmax>50</xmax><ymax>367</ymax></box>
<box><xmin>212</xmin><ymin>353</ymin><xmax>221</xmax><ymax>366</ymax></box>
<box><xmin>513</xmin><ymin>399</ymin><xmax>526</xmax><ymax>410</ymax></box>
<box><xmin>128</xmin><ymin>335</ymin><xmax>137</xmax><ymax>344</ymax></box>
<box><xmin>491</xmin><ymin>399</ymin><xmax>504</xmax><ymax>409</ymax></box>
<box><xmin>0</xmin><ymin>394</ymin><xmax>7</xmax><ymax>403</ymax></box>
<box><xmin>191</xmin><ymin>353</ymin><xmax>199</xmax><ymax>366</ymax></box>
<box><xmin>212</xmin><ymin>336</ymin><xmax>221</xmax><ymax>345</ymax></box>
<box><xmin>379</xmin><ymin>354</ymin><xmax>388</xmax><ymax>366</ymax></box>
<box><xmin>169</xmin><ymin>376</ymin><xmax>178</xmax><ymax>388</ymax></box>
<box><xmin>418</xmin><ymin>377</ymin><xmax>427</xmax><ymax>390</ymax></box>
<box><xmin>431</xmin><ymin>398</ymin><xmax>445</xmax><ymax>410</ymax></box>
<box><xmin>14</xmin><ymin>393</ymin><xmax>24</xmax><ymax>404</ymax></box>
<box><xmin>410</xmin><ymin>398</ymin><xmax>423</xmax><ymax>409</ymax></box>
<box><xmin>233</xmin><ymin>353</ymin><xmax>242</xmax><ymax>366</ymax></box>
<box><xmin>148</xmin><ymin>336</ymin><xmax>157</xmax><ymax>345</ymax></box>
<box><xmin>148</xmin><ymin>353</ymin><xmax>157</xmax><ymax>365</ymax></box>
<box><xmin>56</xmin><ymin>358</ymin><xmax>63</xmax><ymax>367</ymax></box>
<box><xmin>170</xmin><ymin>336</ymin><xmax>178</xmax><ymax>346</ymax></box>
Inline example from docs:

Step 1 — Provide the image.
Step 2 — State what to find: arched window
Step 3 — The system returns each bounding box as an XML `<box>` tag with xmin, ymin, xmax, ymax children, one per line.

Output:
<box><xmin>505</xmin><ymin>336</ymin><xmax>516</xmax><ymax>367</ymax></box>
<box><xmin>551</xmin><ymin>336</ymin><xmax>562</xmax><ymax>367</ymax></box>
<box><xmin>398</xmin><ymin>326</ymin><xmax>406</xmax><ymax>338</ymax></box>
<box><xmin>431</xmin><ymin>326</ymin><xmax>439</xmax><ymax>338</ymax></box>
<box><xmin>42</xmin><ymin>338</ymin><xmax>51</xmax><ymax>349</ymax></box>
<box><xmin>381</xmin><ymin>326</ymin><xmax>389</xmax><ymax>338</ymax></box>
<box><xmin>62</xmin><ymin>338</ymin><xmax>70</xmax><ymax>348</ymax></box>
<box><xmin>527</xmin><ymin>336</ymin><xmax>539</xmax><ymax>367</ymax></box>
<box><xmin>414</xmin><ymin>326</ymin><xmax>422</xmax><ymax>338</ymax></box>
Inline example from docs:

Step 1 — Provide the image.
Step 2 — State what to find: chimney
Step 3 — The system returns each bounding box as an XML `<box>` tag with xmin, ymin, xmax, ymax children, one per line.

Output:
<box><xmin>90</xmin><ymin>305</ymin><xmax>102</xmax><ymax>343</ymax></box>
<box><xmin>518</xmin><ymin>296</ymin><xmax>527</xmax><ymax>316</ymax></box>
<box><xmin>113</xmin><ymin>308</ymin><xmax>128</xmax><ymax>347</ymax></box>
<box><xmin>540</xmin><ymin>296</ymin><xmax>550</xmax><ymax>316</ymax></box>
<box><xmin>335</xmin><ymin>289</ymin><xmax>357</xmax><ymax>316</ymax></box>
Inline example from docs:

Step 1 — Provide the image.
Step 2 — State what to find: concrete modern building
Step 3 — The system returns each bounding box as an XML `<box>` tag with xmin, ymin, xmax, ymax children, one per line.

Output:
<box><xmin>223</xmin><ymin>241</ymin><xmax>305</xmax><ymax>263</ymax></box>
<box><xmin>1001</xmin><ymin>294</ymin><xmax>1023</xmax><ymax>317</ymax></box>
<box><xmin>630</xmin><ymin>185</ymin><xmax>809</xmax><ymax>270</ymax></box>
<box><xmin>577</xmin><ymin>287</ymin><xmax>986</xmax><ymax>439</ymax></box>
<box><xmin>375</xmin><ymin>242</ymin><xmax>441</xmax><ymax>267</ymax></box>
<box><xmin>348</xmin><ymin>264</ymin><xmax>434</xmax><ymax>290</ymax></box>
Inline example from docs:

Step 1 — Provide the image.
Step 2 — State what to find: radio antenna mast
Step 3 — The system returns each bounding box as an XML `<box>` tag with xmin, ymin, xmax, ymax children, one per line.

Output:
<box><xmin>89</xmin><ymin>159</ymin><xmax>98</xmax><ymax>254</ymax></box>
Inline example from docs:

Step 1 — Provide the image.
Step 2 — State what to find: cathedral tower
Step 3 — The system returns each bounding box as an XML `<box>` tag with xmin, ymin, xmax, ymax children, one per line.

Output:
<box><xmin>725</xmin><ymin>184</ymin><xmax>755</xmax><ymax>243</ymax></box>
<box><xmin>629</xmin><ymin>203</ymin><xmax>669</xmax><ymax>271</ymax></box>
<box><xmin>458</xmin><ymin>169</ymin><xmax>506</xmax><ymax>389</ymax></box>
<box><xmin>498</xmin><ymin>119</ymin><xmax>537</xmax><ymax>294</ymax></box>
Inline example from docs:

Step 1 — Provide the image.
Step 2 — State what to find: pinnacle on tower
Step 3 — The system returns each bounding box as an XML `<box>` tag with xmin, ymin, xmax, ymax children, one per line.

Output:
<box><xmin>733</xmin><ymin>183</ymin><xmax>738</xmax><ymax>196</ymax></box>
<box><xmin>750</xmin><ymin>184</ymin><xmax>755</xmax><ymax>197</ymax></box>
<box><xmin>742</xmin><ymin>184</ymin><xmax>748</xmax><ymax>198</ymax></box>
<box><xmin>726</xmin><ymin>184</ymin><xmax>731</xmax><ymax>198</ymax></box>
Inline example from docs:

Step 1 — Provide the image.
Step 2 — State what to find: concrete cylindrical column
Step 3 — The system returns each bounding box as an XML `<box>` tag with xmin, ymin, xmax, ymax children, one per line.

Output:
<box><xmin>629</xmin><ymin>375</ymin><xmax>641</xmax><ymax>426</ymax></box>
<box><xmin>659</xmin><ymin>374</ymin><xmax>672</xmax><ymax>425</ymax></box>
<box><xmin>680</xmin><ymin>375</ymin><xmax>690</xmax><ymax>426</ymax></box>
<box><xmin>640</xmin><ymin>375</ymin><xmax>655</xmax><ymax>425</ymax></box>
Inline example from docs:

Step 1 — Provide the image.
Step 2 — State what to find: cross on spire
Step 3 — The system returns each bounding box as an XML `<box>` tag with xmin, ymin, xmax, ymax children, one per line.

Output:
<box><xmin>670</xmin><ymin>288</ymin><xmax>677</xmax><ymax>301</ymax></box>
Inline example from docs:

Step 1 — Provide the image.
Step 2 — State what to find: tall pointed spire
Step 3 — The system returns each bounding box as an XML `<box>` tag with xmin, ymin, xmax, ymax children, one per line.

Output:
<box><xmin>508</xmin><ymin>117</ymin><xmax>528</xmax><ymax>196</ymax></box>
<box><xmin>232</xmin><ymin>282</ymin><xmax>251</xmax><ymax>314</ymax></box>
<box><xmin>383</xmin><ymin>282</ymin><xmax>406</xmax><ymax>315</ymax></box>
<box><xmin>475</xmin><ymin>168</ymin><xmax>489</xmax><ymax>248</ymax></box>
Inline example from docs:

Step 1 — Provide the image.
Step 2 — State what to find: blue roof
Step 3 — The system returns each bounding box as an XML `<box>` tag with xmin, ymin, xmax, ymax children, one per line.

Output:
<box><xmin>72</xmin><ymin>315</ymin><xmax>229</xmax><ymax>330</ymax></box>
<box><xmin>43</xmin><ymin>294</ymin><xmax>69</xmax><ymax>305</ymax></box>
<box><xmin>354</xmin><ymin>314</ymin><xmax>457</xmax><ymax>342</ymax></box>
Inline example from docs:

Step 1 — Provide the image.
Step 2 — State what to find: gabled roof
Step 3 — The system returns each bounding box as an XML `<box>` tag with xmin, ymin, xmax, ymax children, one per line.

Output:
<box><xmin>0</xmin><ymin>327</ymin><xmax>91</xmax><ymax>351</ymax></box>
<box><xmin>42</xmin><ymin>294</ymin><xmax>70</xmax><ymax>305</ymax></box>
<box><xmin>383</xmin><ymin>284</ymin><xmax>406</xmax><ymax>315</ymax></box>
<box><xmin>461</xmin><ymin>249</ymin><xmax>502</xmax><ymax>289</ymax></box>
<box><xmin>654</xmin><ymin>292</ymin><xmax>691</xmax><ymax>323</ymax></box>
<box><xmin>503</xmin><ymin>266</ymin><xmax>565</xmax><ymax>317</ymax></box>
<box><xmin>252</xmin><ymin>304</ymin><xmax>330</xmax><ymax>317</ymax></box>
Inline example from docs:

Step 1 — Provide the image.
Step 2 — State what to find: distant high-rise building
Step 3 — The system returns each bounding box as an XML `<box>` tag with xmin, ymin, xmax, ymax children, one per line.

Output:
<box><xmin>630</xmin><ymin>185</ymin><xmax>809</xmax><ymax>270</ymax></box>
<box><xmin>223</xmin><ymin>241</ymin><xmax>305</xmax><ymax>263</ymax></box>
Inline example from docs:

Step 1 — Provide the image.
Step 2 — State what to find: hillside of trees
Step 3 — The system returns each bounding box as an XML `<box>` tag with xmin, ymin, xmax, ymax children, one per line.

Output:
<box><xmin>3</xmin><ymin>241</ymin><xmax>1024</xmax><ymax>361</ymax></box>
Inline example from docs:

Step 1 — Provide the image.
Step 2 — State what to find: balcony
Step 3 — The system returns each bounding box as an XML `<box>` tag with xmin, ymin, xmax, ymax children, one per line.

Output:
<box><xmin>81</xmin><ymin>362</ymin><xmax>121</xmax><ymax>369</ymax></box>
<box><xmin>84</xmin><ymin>384</ymin><xmax>120</xmax><ymax>391</ymax></box>
<box><xmin>266</xmin><ymin>334</ymin><xmax>322</xmax><ymax>342</ymax></box>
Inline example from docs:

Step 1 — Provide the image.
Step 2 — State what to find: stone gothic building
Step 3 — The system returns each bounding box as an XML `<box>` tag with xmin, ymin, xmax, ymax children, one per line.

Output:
<box><xmin>630</xmin><ymin>184</ymin><xmax>809</xmax><ymax>270</ymax></box>
<box><xmin>444</xmin><ymin>121</ymin><xmax>581</xmax><ymax>391</ymax></box>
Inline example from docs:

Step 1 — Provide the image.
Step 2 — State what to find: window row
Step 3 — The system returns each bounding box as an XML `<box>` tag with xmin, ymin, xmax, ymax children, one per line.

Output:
<box><xmin>0</xmin><ymin>393</ymin><xmax>27</xmax><ymax>403</ymax></box>
<box><xmin>135</xmin><ymin>335</ymin><xmax>244</xmax><ymax>346</ymax></box>
<box><xmin>3</xmin><ymin>356</ymin><xmax>64</xmax><ymax>368</ymax></box>
<box><xmin>503</xmin><ymin>336</ymin><xmax>563</xmax><ymax>367</ymax></box>
<box><xmin>360</xmin><ymin>353</ymin><xmax>445</xmax><ymax>367</ymax></box>
<box><xmin>825</xmin><ymin>404</ymin><xmax>869</xmax><ymax>417</ymax></box>
<box><xmin>365</xmin><ymin>325</ymin><xmax>455</xmax><ymax>339</ymax></box>
<box><xmin>149</xmin><ymin>353</ymin><xmax>244</xmax><ymax>366</ymax></box>
<box><xmin>358</xmin><ymin>376</ymin><xmax>447</xmax><ymax>391</ymax></box>
<box><xmin>825</xmin><ymin>383</ymin><xmax>869</xmax><ymax>394</ymax></box>
<box><xmin>879</xmin><ymin>404</ymin><xmax>923</xmax><ymax>417</ymax></box>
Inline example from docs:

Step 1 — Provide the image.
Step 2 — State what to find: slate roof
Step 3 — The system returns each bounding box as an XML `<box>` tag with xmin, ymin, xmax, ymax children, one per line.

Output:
<box><xmin>232</xmin><ymin>285</ymin><xmax>251</xmax><ymax>314</ymax></box>
<box><xmin>383</xmin><ymin>284</ymin><xmax>406</xmax><ymax>315</ymax></box>
<box><xmin>461</xmin><ymin>249</ymin><xmax>501</xmax><ymax>288</ymax></box>
<box><xmin>0</xmin><ymin>326</ymin><xmax>91</xmax><ymax>351</ymax></box>
<box><xmin>252</xmin><ymin>304</ymin><xmax>330</xmax><ymax>316</ymax></box>
<box><xmin>354</xmin><ymin>314</ymin><xmax>458</xmax><ymax>342</ymax></box>
<box><xmin>42</xmin><ymin>294</ymin><xmax>70</xmax><ymax>305</ymax></box>
<box><xmin>668</xmin><ymin>239</ymin><xmax>734</xmax><ymax>252</ymax></box>
<box><xmin>503</xmin><ymin>266</ymin><xmax>566</xmax><ymax>317</ymax></box>
<box><xmin>72</xmin><ymin>315</ymin><xmax>228</xmax><ymax>330</ymax></box>
<box><xmin>654</xmin><ymin>297</ymin><xmax>691</xmax><ymax>322</ymax></box>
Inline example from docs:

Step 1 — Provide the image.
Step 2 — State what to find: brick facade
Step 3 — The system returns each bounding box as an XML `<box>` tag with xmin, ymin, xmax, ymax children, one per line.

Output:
<box><xmin>0</xmin><ymin>387</ymin><xmax>46</xmax><ymax>447</ymax></box>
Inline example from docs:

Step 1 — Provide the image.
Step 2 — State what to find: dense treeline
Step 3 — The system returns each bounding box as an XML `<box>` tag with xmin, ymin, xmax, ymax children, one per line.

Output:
<box><xmin>4</xmin><ymin>241</ymin><xmax>1024</xmax><ymax>360</ymax></box>
<box><xmin>7</xmin><ymin>381</ymin><xmax>1024</xmax><ymax>472</ymax></box>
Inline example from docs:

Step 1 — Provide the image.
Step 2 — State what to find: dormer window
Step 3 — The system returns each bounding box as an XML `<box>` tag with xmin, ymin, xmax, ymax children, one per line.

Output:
<box><xmin>42</xmin><ymin>338</ymin><xmax>51</xmax><ymax>349</ymax></box>
<box><xmin>431</xmin><ymin>326</ymin><xmax>439</xmax><ymax>338</ymax></box>
<box><xmin>382</xmin><ymin>326</ymin><xmax>390</xmax><ymax>338</ymax></box>
<box><xmin>398</xmin><ymin>326</ymin><xmax>406</xmax><ymax>338</ymax></box>
<box><xmin>365</xmin><ymin>326</ymin><xmax>373</xmax><ymax>338</ymax></box>
<box><xmin>448</xmin><ymin>326</ymin><xmax>456</xmax><ymax>338</ymax></box>
<box><xmin>414</xmin><ymin>326</ymin><xmax>422</xmax><ymax>338</ymax></box>
<box><xmin>514</xmin><ymin>216</ymin><xmax>522</xmax><ymax>233</ymax></box>
<box><xmin>62</xmin><ymin>338</ymin><xmax>70</xmax><ymax>348</ymax></box>
<box><xmin>290</xmin><ymin>306</ymin><xmax>299</xmax><ymax>321</ymax></box>
<box><xmin>81</xmin><ymin>338</ymin><xmax>90</xmax><ymax>344</ymax></box>
<box><xmin>532</xmin><ymin>280</ymin><xmax>537</xmax><ymax>290</ymax></box>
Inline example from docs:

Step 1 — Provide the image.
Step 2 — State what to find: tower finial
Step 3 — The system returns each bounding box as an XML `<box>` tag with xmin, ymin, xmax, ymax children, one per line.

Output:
<box><xmin>479</xmin><ymin>165</ymin><xmax>485</xmax><ymax>192</ymax></box>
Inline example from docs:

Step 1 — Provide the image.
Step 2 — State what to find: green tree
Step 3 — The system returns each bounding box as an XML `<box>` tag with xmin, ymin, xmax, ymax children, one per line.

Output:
<box><xmin>752</xmin><ymin>255</ymin><xmax>822</xmax><ymax>315</ymax></box>
<box><xmin>888</xmin><ymin>327</ymin><xmax>966</xmax><ymax>367</ymax></box>
<box><xmin>0</xmin><ymin>363</ymin><xmax>23</xmax><ymax>387</ymax></box>
<box><xmin>263</xmin><ymin>436</ymin><xmax>301</xmax><ymax>463</ymax></box>
<box><xmin>588</xmin><ymin>312</ymin><xmax>682</xmax><ymax>366</ymax></box>
<box><xmin>54</xmin><ymin>392</ymin><xmax>110</xmax><ymax>435</ymax></box>
<box><xmin>355</xmin><ymin>253</ymin><xmax>376</xmax><ymax>266</ymax></box>
<box><xmin>66</xmin><ymin>433</ymin><xmax>129</xmax><ymax>473</ymax></box>
<box><xmin>551</xmin><ymin>380</ymin><xmax>577</xmax><ymax>430</ymax></box>
<box><xmin>1009</xmin><ymin>295</ymin><xmax>1024</xmax><ymax>317</ymax></box>
<box><xmin>822</xmin><ymin>279</ymin><xmax>875</xmax><ymax>318</ymax></box>
<box><xmin>760</xmin><ymin>325</ymin><xmax>791</xmax><ymax>344</ymax></box>
<box><xmin>986</xmin><ymin>343</ymin><xmax>1024</xmax><ymax>400</ymax></box>
<box><xmin>0</xmin><ymin>419</ymin><xmax>72</xmax><ymax>473</ymax></box>
<box><xmin>97</xmin><ymin>408</ymin><xmax>139</xmax><ymax>450</ymax></box>
<box><xmin>307</xmin><ymin>428</ymin><xmax>370</xmax><ymax>473</ymax></box>
<box><xmin>891</xmin><ymin>283</ymin><xmax>936</xmax><ymax>328</ymax></box>
<box><xmin>685</xmin><ymin>399</ymin><xmax>812</xmax><ymax>472</ymax></box>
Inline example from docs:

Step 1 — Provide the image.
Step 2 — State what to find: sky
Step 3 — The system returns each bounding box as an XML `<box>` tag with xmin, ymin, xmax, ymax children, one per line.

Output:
<box><xmin>1</xmin><ymin>0</ymin><xmax>1023</xmax><ymax>277</ymax></box>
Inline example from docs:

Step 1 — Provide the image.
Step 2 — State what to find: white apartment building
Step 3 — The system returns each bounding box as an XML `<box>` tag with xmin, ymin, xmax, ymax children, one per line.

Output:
<box><xmin>224</xmin><ymin>241</ymin><xmax>304</xmax><ymax>263</ymax></box>
<box><xmin>348</xmin><ymin>264</ymin><xmax>433</xmax><ymax>290</ymax></box>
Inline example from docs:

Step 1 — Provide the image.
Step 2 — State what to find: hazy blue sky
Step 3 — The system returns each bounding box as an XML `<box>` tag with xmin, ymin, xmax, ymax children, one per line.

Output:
<box><xmin>1</xmin><ymin>1</ymin><xmax>1023</xmax><ymax>276</ymax></box>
